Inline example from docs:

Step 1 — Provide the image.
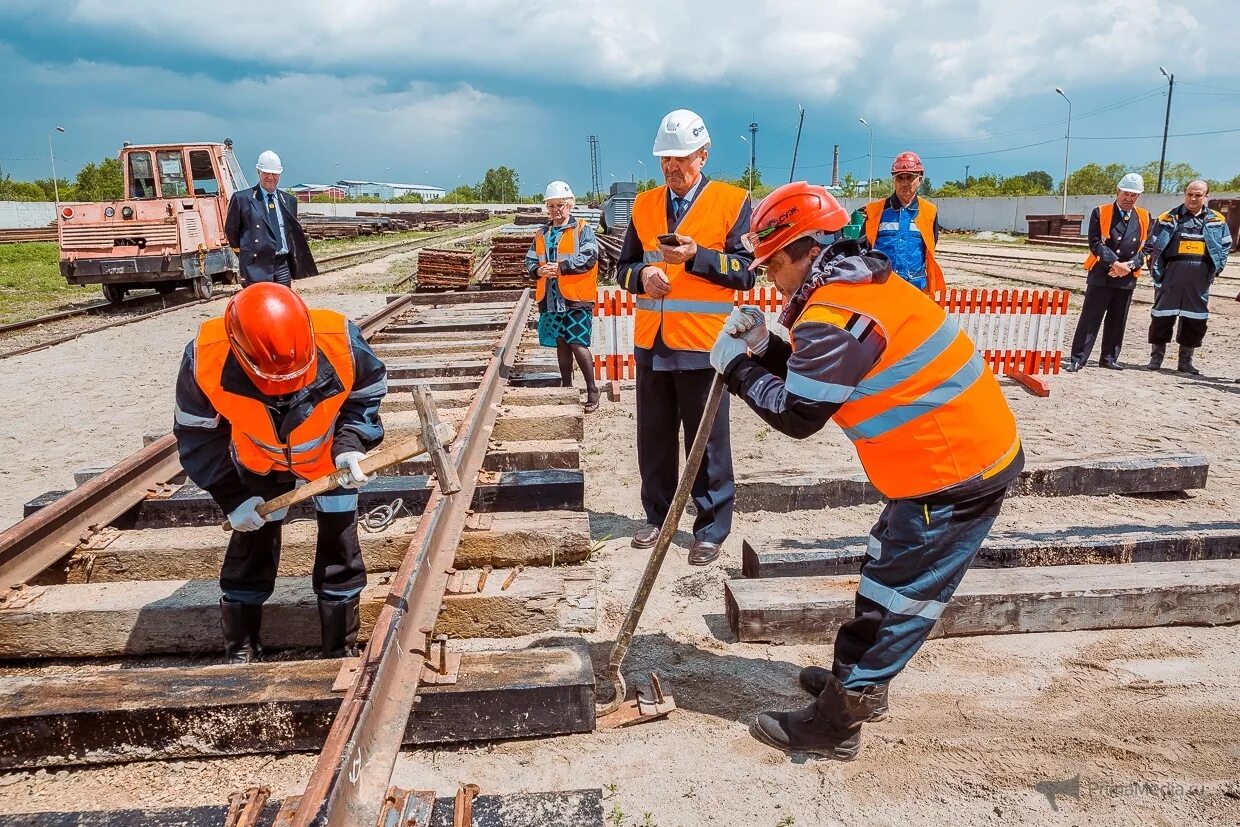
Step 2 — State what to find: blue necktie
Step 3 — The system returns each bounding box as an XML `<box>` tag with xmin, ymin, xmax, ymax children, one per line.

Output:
<box><xmin>672</xmin><ymin>197</ymin><xmax>686</xmax><ymax>219</ymax></box>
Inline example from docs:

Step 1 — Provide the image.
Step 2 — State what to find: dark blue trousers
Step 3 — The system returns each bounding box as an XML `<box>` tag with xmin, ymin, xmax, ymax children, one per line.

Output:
<box><xmin>635</xmin><ymin>363</ymin><xmax>733</xmax><ymax>544</ymax></box>
<box><xmin>832</xmin><ymin>488</ymin><xmax>1006</xmax><ymax>689</ymax></box>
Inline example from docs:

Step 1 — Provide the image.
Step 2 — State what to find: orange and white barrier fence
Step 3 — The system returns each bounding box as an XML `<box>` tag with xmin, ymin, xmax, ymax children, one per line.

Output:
<box><xmin>588</xmin><ymin>286</ymin><xmax>1071</xmax><ymax>395</ymax></box>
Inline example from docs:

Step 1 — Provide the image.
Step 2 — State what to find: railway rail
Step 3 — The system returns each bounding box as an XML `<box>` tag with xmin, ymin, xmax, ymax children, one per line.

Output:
<box><xmin>0</xmin><ymin>223</ymin><xmax>499</xmax><ymax>360</ymax></box>
<box><xmin>0</xmin><ymin>283</ymin><xmax>600</xmax><ymax>824</ymax></box>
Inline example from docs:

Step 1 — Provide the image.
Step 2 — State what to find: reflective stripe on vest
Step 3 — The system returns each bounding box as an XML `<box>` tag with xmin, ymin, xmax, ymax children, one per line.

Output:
<box><xmin>630</xmin><ymin>181</ymin><xmax>749</xmax><ymax>351</ymax></box>
<box><xmin>864</xmin><ymin>199</ymin><xmax>945</xmax><ymax>296</ymax></box>
<box><xmin>797</xmin><ymin>275</ymin><xmax>1020</xmax><ymax>500</ymax></box>
<box><xmin>1082</xmin><ymin>203</ymin><xmax>1149</xmax><ymax>275</ymax></box>
<box><xmin>194</xmin><ymin>309</ymin><xmax>355</xmax><ymax>480</ymax></box>
<box><xmin>533</xmin><ymin>218</ymin><xmax>599</xmax><ymax>303</ymax></box>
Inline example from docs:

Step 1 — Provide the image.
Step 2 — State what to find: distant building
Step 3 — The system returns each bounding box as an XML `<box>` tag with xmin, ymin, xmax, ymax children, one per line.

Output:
<box><xmin>287</xmin><ymin>184</ymin><xmax>348</xmax><ymax>202</ymax></box>
<box><xmin>337</xmin><ymin>180</ymin><xmax>447</xmax><ymax>201</ymax></box>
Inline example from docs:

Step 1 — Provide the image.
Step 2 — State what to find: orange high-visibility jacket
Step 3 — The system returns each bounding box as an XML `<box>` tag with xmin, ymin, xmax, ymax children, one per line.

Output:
<box><xmin>630</xmin><ymin>181</ymin><xmax>749</xmax><ymax>351</ymax></box>
<box><xmin>533</xmin><ymin>218</ymin><xmax>599</xmax><ymax>303</ymax></box>
<box><xmin>864</xmin><ymin>199</ymin><xmax>947</xmax><ymax>296</ymax></box>
<box><xmin>194</xmin><ymin>309</ymin><xmax>354</xmax><ymax>480</ymax></box>
<box><xmin>793</xmin><ymin>275</ymin><xmax>1020</xmax><ymax>500</ymax></box>
<box><xmin>1083</xmin><ymin>202</ymin><xmax>1150</xmax><ymax>275</ymax></box>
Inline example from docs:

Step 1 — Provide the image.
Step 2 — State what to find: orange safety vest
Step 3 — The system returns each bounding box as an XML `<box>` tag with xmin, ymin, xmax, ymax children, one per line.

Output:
<box><xmin>864</xmin><ymin>198</ymin><xmax>946</xmax><ymax>296</ymax></box>
<box><xmin>630</xmin><ymin>180</ymin><xmax>750</xmax><ymax>351</ymax></box>
<box><xmin>194</xmin><ymin>309</ymin><xmax>355</xmax><ymax>480</ymax></box>
<box><xmin>1082</xmin><ymin>203</ymin><xmax>1150</xmax><ymax>275</ymax></box>
<box><xmin>533</xmin><ymin>218</ymin><xmax>599</xmax><ymax>303</ymax></box>
<box><xmin>792</xmin><ymin>275</ymin><xmax>1020</xmax><ymax>500</ymax></box>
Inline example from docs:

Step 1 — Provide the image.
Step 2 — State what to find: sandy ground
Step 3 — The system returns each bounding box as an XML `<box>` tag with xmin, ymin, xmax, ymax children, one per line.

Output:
<box><xmin>2</xmin><ymin>243</ymin><xmax>1239</xmax><ymax>825</ymax></box>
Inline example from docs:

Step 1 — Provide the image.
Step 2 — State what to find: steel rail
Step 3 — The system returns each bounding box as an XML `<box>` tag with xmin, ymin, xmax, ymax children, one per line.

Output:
<box><xmin>0</xmin><ymin>291</ymin><xmax>424</xmax><ymax>586</ymax></box>
<box><xmin>282</xmin><ymin>290</ymin><xmax>532</xmax><ymax>827</ymax></box>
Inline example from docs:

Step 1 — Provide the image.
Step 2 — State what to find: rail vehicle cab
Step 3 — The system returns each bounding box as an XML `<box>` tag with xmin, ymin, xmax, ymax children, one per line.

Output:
<box><xmin>57</xmin><ymin>140</ymin><xmax>246</xmax><ymax>303</ymax></box>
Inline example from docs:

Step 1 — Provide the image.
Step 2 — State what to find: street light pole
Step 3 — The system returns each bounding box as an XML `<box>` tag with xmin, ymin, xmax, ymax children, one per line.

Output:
<box><xmin>739</xmin><ymin>134</ymin><xmax>752</xmax><ymax>194</ymax></box>
<box><xmin>1157</xmin><ymin>67</ymin><xmax>1175</xmax><ymax>194</ymax></box>
<box><xmin>858</xmin><ymin>118</ymin><xmax>873</xmax><ymax>200</ymax></box>
<box><xmin>636</xmin><ymin>159</ymin><xmax>644</xmax><ymax>188</ymax></box>
<box><xmin>1054</xmin><ymin>88</ymin><xmax>1072</xmax><ymax>214</ymax></box>
<box><xmin>48</xmin><ymin>126</ymin><xmax>65</xmax><ymax>206</ymax></box>
<box><xmin>332</xmin><ymin>161</ymin><xmax>341</xmax><ymax>217</ymax></box>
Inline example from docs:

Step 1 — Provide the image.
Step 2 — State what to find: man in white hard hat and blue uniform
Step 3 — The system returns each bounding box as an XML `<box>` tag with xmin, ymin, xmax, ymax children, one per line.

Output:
<box><xmin>616</xmin><ymin>109</ymin><xmax>754</xmax><ymax>565</ymax></box>
<box><xmin>1065</xmin><ymin>172</ymin><xmax>1150</xmax><ymax>372</ymax></box>
<box><xmin>225</xmin><ymin>150</ymin><xmax>318</xmax><ymax>287</ymax></box>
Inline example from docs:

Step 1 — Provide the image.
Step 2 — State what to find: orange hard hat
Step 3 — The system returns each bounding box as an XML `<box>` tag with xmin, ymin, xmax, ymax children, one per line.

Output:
<box><xmin>224</xmin><ymin>283</ymin><xmax>317</xmax><ymax>396</ymax></box>
<box><xmin>743</xmin><ymin>181</ymin><xmax>850</xmax><ymax>270</ymax></box>
<box><xmin>891</xmin><ymin>151</ymin><xmax>924</xmax><ymax>175</ymax></box>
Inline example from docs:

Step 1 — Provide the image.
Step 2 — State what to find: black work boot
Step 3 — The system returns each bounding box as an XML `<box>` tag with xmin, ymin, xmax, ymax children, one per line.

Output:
<box><xmin>751</xmin><ymin>672</ymin><xmax>870</xmax><ymax>759</ymax></box>
<box><xmin>318</xmin><ymin>595</ymin><xmax>361</xmax><ymax>658</ymax></box>
<box><xmin>798</xmin><ymin>666</ymin><xmax>889</xmax><ymax>721</ymax></box>
<box><xmin>1177</xmin><ymin>346</ymin><xmax>1201</xmax><ymax>376</ymax></box>
<box><xmin>1147</xmin><ymin>343</ymin><xmax>1166</xmax><ymax>370</ymax></box>
<box><xmin>220</xmin><ymin>597</ymin><xmax>263</xmax><ymax>664</ymax></box>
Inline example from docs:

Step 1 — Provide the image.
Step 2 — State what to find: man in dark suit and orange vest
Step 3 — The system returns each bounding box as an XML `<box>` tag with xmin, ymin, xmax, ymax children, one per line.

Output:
<box><xmin>862</xmin><ymin>151</ymin><xmax>945</xmax><ymax>295</ymax></box>
<box><xmin>1064</xmin><ymin>173</ymin><xmax>1150</xmax><ymax>372</ymax></box>
<box><xmin>617</xmin><ymin>109</ymin><xmax>754</xmax><ymax>565</ymax></box>
<box><xmin>710</xmin><ymin>182</ymin><xmax>1023</xmax><ymax>760</ymax></box>
<box><xmin>173</xmin><ymin>283</ymin><xmax>387</xmax><ymax>663</ymax></box>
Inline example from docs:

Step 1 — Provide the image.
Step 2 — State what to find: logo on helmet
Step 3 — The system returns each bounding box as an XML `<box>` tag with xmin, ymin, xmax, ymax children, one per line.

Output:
<box><xmin>692</xmin><ymin>125</ymin><xmax>705</xmax><ymax>137</ymax></box>
<box><xmin>767</xmin><ymin>206</ymin><xmax>798</xmax><ymax>229</ymax></box>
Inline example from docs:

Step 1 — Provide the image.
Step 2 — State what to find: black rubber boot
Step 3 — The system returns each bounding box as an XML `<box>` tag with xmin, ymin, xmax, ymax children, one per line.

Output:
<box><xmin>1177</xmin><ymin>346</ymin><xmax>1200</xmax><ymax>376</ymax></box>
<box><xmin>798</xmin><ymin>666</ymin><xmax>889</xmax><ymax>721</ymax></box>
<box><xmin>220</xmin><ymin>597</ymin><xmax>263</xmax><ymax>664</ymax></box>
<box><xmin>751</xmin><ymin>672</ymin><xmax>870</xmax><ymax>759</ymax></box>
<box><xmin>318</xmin><ymin>595</ymin><xmax>361</xmax><ymax>658</ymax></box>
<box><xmin>1147</xmin><ymin>343</ymin><xmax>1166</xmax><ymax>370</ymax></box>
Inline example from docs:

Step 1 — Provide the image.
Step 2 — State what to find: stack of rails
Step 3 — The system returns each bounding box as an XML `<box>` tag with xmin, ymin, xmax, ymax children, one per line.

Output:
<box><xmin>0</xmin><ymin>225</ymin><xmax>57</xmax><ymax>244</ymax></box>
<box><xmin>596</xmin><ymin>233</ymin><xmax>624</xmax><ymax>284</ymax></box>
<box><xmin>299</xmin><ymin>214</ymin><xmax>412</xmax><ymax>239</ymax></box>
<box><xmin>512</xmin><ymin>207</ymin><xmax>545</xmax><ymax>226</ymax></box>
<box><xmin>487</xmin><ymin>224</ymin><xmax>538</xmax><ymax>289</ymax></box>
<box><xmin>358</xmin><ymin>209</ymin><xmax>492</xmax><ymax>228</ymax></box>
<box><xmin>415</xmin><ymin>246</ymin><xmax>476</xmax><ymax>290</ymax></box>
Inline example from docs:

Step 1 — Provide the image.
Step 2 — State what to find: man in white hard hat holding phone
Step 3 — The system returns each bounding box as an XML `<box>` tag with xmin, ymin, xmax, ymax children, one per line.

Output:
<box><xmin>616</xmin><ymin>109</ymin><xmax>754</xmax><ymax>566</ymax></box>
<box><xmin>225</xmin><ymin>149</ymin><xmax>318</xmax><ymax>287</ymax></box>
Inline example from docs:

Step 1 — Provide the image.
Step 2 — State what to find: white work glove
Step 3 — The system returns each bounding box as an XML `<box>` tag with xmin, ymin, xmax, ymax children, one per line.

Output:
<box><xmin>334</xmin><ymin>451</ymin><xmax>369</xmax><ymax>490</ymax></box>
<box><xmin>724</xmin><ymin>305</ymin><xmax>769</xmax><ymax>355</ymax></box>
<box><xmin>228</xmin><ymin>496</ymin><xmax>267</xmax><ymax>532</ymax></box>
<box><xmin>710</xmin><ymin>327</ymin><xmax>749</xmax><ymax>374</ymax></box>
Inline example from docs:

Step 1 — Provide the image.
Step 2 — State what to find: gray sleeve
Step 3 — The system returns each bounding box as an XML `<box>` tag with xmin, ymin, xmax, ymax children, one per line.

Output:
<box><xmin>559</xmin><ymin>222</ymin><xmax>600</xmax><ymax>275</ymax></box>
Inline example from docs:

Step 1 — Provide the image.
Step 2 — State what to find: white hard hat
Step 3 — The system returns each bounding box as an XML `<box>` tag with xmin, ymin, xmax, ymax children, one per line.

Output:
<box><xmin>544</xmin><ymin>180</ymin><xmax>574</xmax><ymax>200</ymax></box>
<box><xmin>652</xmin><ymin>109</ymin><xmax>711</xmax><ymax>157</ymax></box>
<box><xmin>256</xmin><ymin>150</ymin><xmax>283</xmax><ymax>174</ymax></box>
<box><xmin>1117</xmin><ymin>173</ymin><xmax>1144</xmax><ymax>193</ymax></box>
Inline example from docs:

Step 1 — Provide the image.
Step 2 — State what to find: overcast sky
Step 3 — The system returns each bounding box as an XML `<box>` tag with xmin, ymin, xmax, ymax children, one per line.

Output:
<box><xmin>2</xmin><ymin>0</ymin><xmax>1238</xmax><ymax>195</ymax></box>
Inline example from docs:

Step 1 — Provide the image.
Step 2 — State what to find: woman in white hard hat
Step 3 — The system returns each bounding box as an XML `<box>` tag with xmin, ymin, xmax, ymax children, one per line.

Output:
<box><xmin>525</xmin><ymin>181</ymin><xmax>601</xmax><ymax>412</ymax></box>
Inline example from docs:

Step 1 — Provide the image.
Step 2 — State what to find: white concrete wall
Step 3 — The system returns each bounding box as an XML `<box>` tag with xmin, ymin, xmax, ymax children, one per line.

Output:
<box><xmin>838</xmin><ymin>193</ymin><xmax>1239</xmax><ymax>234</ymax></box>
<box><xmin>296</xmin><ymin>202</ymin><xmax>524</xmax><ymax>218</ymax></box>
<box><xmin>0</xmin><ymin>201</ymin><xmax>56</xmax><ymax>229</ymax></box>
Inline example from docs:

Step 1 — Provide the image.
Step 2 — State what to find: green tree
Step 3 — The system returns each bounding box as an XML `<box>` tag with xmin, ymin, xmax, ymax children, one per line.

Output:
<box><xmin>32</xmin><ymin>178</ymin><xmax>73</xmax><ymax>201</ymax></box>
<box><xmin>478</xmin><ymin>166</ymin><xmax>520</xmax><ymax>202</ymax></box>
<box><xmin>73</xmin><ymin>157</ymin><xmax>124</xmax><ymax>201</ymax></box>
<box><xmin>393</xmin><ymin>192</ymin><xmax>425</xmax><ymax>203</ymax></box>
<box><xmin>1064</xmin><ymin>162</ymin><xmax>1129</xmax><ymax>195</ymax></box>
<box><xmin>839</xmin><ymin>172</ymin><xmax>862</xmax><ymax>198</ymax></box>
<box><xmin>635</xmin><ymin>177</ymin><xmax>659</xmax><ymax>193</ymax></box>
<box><xmin>1137</xmin><ymin>160</ymin><xmax>1201</xmax><ymax>193</ymax></box>
<box><xmin>1214</xmin><ymin>172</ymin><xmax>1240</xmax><ymax>192</ymax></box>
<box><xmin>441</xmin><ymin>184</ymin><xmax>481</xmax><ymax>203</ymax></box>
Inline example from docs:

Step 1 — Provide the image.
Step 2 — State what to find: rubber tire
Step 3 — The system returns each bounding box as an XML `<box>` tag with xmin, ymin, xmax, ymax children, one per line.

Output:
<box><xmin>102</xmin><ymin>283</ymin><xmax>126</xmax><ymax>304</ymax></box>
<box><xmin>154</xmin><ymin>283</ymin><xmax>177</xmax><ymax>295</ymax></box>
<box><xmin>191</xmin><ymin>277</ymin><xmax>214</xmax><ymax>300</ymax></box>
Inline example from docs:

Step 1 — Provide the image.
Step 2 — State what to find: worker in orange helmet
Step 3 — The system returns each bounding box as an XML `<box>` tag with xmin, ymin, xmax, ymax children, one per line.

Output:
<box><xmin>173</xmin><ymin>283</ymin><xmax>388</xmax><ymax>663</ymax></box>
<box><xmin>709</xmin><ymin>182</ymin><xmax>1023</xmax><ymax>759</ymax></box>
<box><xmin>861</xmin><ymin>151</ymin><xmax>946</xmax><ymax>295</ymax></box>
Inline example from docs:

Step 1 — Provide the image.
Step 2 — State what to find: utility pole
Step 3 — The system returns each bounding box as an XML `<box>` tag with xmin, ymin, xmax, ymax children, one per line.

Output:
<box><xmin>858</xmin><ymin>118</ymin><xmax>873</xmax><ymax>200</ymax></box>
<box><xmin>587</xmin><ymin>136</ymin><xmax>601</xmax><ymax>201</ymax></box>
<box><xmin>1055</xmin><ymin>87</ymin><xmax>1072</xmax><ymax>214</ymax></box>
<box><xmin>1157</xmin><ymin>67</ymin><xmax>1175</xmax><ymax>194</ymax></box>
<box><xmin>788</xmin><ymin>106</ymin><xmax>806</xmax><ymax>184</ymax></box>
<box><xmin>747</xmin><ymin>121</ymin><xmax>758</xmax><ymax>192</ymax></box>
<box><xmin>964</xmin><ymin>164</ymin><xmax>970</xmax><ymax>189</ymax></box>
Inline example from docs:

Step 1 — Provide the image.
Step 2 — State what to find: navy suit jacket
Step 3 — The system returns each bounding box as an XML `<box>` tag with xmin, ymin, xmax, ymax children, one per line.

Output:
<box><xmin>225</xmin><ymin>185</ymin><xmax>318</xmax><ymax>284</ymax></box>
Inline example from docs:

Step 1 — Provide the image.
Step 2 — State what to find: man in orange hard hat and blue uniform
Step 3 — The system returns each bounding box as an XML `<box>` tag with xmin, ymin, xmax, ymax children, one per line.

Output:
<box><xmin>861</xmin><ymin>151</ymin><xmax>945</xmax><ymax>295</ymax></box>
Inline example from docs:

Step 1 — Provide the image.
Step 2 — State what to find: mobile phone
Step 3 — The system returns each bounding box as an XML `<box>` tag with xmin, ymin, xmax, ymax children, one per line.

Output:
<box><xmin>657</xmin><ymin>233</ymin><xmax>681</xmax><ymax>245</ymax></box>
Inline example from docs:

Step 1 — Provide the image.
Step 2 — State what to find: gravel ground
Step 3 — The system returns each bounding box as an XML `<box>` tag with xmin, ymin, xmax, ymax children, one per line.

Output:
<box><xmin>2</xmin><ymin>243</ymin><xmax>1238</xmax><ymax>826</ymax></box>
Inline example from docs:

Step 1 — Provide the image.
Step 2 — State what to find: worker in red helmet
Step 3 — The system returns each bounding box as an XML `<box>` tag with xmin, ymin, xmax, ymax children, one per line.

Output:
<box><xmin>173</xmin><ymin>283</ymin><xmax>388</xmax><ymax>663</ymax></box>
<box><xmin>861</xmin><ymin>151</ymin><xmax>946</xmax><ymax>295</ymax></box>
<box><xmin>710</xmin><ymin>182</ymin><xmax>1023</xmax><ymax>760</ymax></box>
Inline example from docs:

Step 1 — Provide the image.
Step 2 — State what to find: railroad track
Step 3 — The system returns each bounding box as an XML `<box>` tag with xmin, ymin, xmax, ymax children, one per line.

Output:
<box><xmin>0</xmin><ymin>223</ymin><xmax>501</xmax><ymax>360</ymax></box>
<box><xmin>0</xmin><ymin>287</ymin><xmax>601</xmax><ymax>824</ymax></box>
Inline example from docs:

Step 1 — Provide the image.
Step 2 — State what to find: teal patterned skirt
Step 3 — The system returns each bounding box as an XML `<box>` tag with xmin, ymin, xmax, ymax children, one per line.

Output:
<box><xmin>537</xmin><ymin>307</ymin><xmax>593</xmax><ymax>347</ymax></box>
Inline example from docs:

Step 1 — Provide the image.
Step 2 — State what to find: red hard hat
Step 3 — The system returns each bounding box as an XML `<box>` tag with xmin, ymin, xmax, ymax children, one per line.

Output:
<box><xmin>743</xmin><ymin>182</ymin><xmax>850</xmax><ymax>270</ymax></box>
<box><xmin>224</xmin><ymin>283</ymin><xmax>317</xmax><ymax>396</ymax></box>
<box><xmin>891</xmin><ymin>151</ymin><xmax>924</xmax><ymax>175</ymax></box>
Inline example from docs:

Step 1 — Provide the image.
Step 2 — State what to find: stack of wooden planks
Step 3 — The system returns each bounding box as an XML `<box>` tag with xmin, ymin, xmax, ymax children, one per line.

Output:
<box><xmin>0</xmin><ymin>225</ymin><xmax>57</xmax><ymax>244</ymax></box>
<box><xmin>416</xmin><ymin>247</ymin><xmax>476</xmax><ymax>290</ymax></box>
<box><xmin>300</xmin><ymin>214</ymin><xmax>411</xmax><ymax>238</ymax></box>
<box><xmin>488</xmin><ymin>225</ymin><xmax>538</xmax><ymax>288</ymax></box>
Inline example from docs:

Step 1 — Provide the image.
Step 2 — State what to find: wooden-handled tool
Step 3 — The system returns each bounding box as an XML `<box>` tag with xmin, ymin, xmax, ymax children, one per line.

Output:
<box><xmin>221</xmin><ymin>385</ymin><xmax>461</xmax><ymax>531</ymax></box>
